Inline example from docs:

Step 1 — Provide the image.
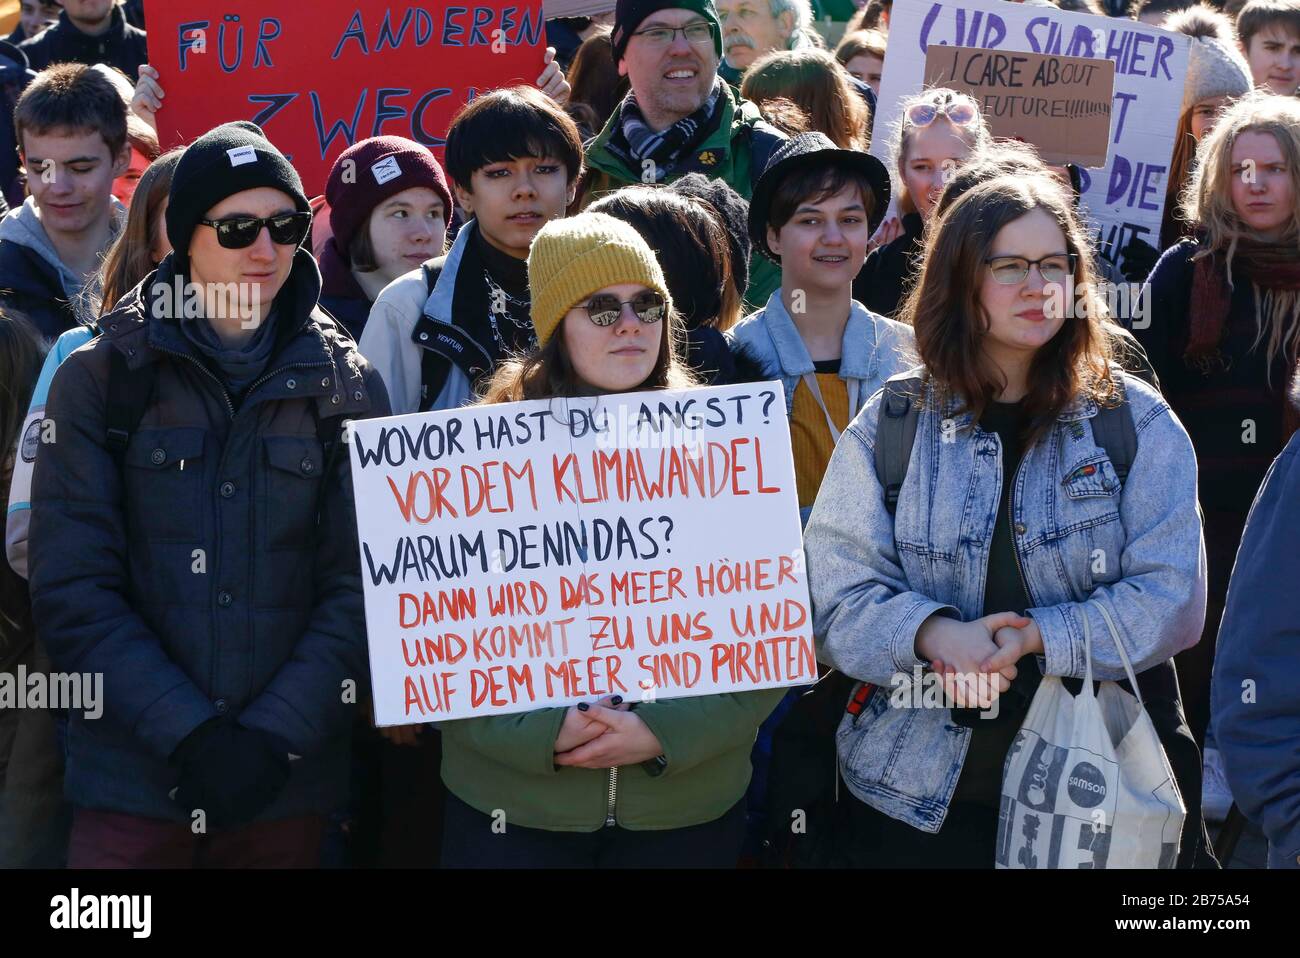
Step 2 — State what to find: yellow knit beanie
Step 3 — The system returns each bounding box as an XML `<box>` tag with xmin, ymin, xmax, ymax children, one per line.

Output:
<box><xmin>527</xmin><ymin>211</ymin><xmax>673</xmax><ymax>347</ymax></box>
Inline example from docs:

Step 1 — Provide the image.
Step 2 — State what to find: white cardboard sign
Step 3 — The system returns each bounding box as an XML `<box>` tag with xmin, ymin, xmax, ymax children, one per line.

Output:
<box><xmin>875</xmin><ymin>0</ymin><xmax>1190</xmax><ymax>269</ymax></box>
<box><xmin>349</xmin><ymin>382</ymin><xmax>817</xmax><ymax>724</ymax></box>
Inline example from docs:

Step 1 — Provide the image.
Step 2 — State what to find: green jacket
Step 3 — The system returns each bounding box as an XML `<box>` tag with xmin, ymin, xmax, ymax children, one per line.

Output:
<box><xmin>580</xmin><ymin>83</ymin><xmax>785</xmax><ymax>310</ymax></box>
<box><xmin>440</xmin><ymin>687</ymin><xmax>785</xmax><ymax>831</ymax></box>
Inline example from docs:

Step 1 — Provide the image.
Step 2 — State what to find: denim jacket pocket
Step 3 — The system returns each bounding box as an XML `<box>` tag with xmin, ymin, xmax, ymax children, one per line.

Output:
<box><xmin>1061</xmin><ymin>453</ymin><xmax>1121</xmax><ymax>499</ymax></box>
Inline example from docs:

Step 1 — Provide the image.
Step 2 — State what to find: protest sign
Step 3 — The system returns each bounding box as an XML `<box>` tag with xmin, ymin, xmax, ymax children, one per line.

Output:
<box><xmin>923</xmin><ymin>45</ymin><xmax>1115</xmax><ymax>167</ymax></box>
<box><xmin>348</xmin><ymin>383</ymin><xmax>817</xmax><ymax>724</ymax></box>
<box><xmin>144</xmin><ymin>1</ymin><xmax>545</xmax><ymax>195</ymax></box>
<box><xmin>875</xmin><ymin>0</ymin><xmax>1190</xmax><ymax>270</ymax></box>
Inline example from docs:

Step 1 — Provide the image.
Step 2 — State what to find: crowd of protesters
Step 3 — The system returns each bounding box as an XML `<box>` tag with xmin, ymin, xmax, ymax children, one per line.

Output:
<box><xmin>1</xmin><ymin>0</ymin><xmax>1300</xmax><ymax>871</ymax></box>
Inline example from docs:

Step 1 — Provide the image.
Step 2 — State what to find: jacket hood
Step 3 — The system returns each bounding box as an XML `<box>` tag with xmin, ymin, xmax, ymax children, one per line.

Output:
<box><xmin>0</xmin><ymin>198</ymin><xmax>83</xmax><ymax>299</ymax></box>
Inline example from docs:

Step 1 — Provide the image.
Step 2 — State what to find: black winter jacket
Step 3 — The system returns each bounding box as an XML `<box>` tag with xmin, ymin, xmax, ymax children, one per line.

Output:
<box><xmin>852</xmin><ymin>212</ymin><xmax>924</xmax><ymax>319</ymax></box>
<box><xmin>20</xmin><ymin>6</ymin><xmax>147</xmax><ymax>78</ymax></box>
<box><xmin>29</xmin><ymin>250</ymin><xmax>391</xmax><ymax>822</ymax></box>
<box><xmin>0</xmin><ymin>237</ymin><xmax>77</xmax><ymax>340</ymax></box>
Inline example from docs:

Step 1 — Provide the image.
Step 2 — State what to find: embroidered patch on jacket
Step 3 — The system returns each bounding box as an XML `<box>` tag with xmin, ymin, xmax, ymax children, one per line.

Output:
<box><xmin>697</xmin><ymin>150</ymin><xmax>717</xmax><ymax>166</ymax></box>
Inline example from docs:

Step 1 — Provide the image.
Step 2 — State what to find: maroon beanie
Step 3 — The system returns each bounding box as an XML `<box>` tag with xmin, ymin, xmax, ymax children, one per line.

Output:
<box><xmin>325</xmin><ymin>136</ymin><xmax>453</xmax><ymax>259</ymax></box>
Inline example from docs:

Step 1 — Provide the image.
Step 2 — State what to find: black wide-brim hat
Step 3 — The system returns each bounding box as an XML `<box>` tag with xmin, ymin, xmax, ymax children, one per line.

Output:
<box><xmin>748</xmin><ymin>131</ymin><xmax>892</xmax><ymax>263</ymax></box>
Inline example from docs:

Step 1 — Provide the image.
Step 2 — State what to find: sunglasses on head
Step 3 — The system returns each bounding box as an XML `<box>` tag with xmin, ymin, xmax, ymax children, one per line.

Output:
<box><xmin>579</xmin><ymin>290</ymin><xmax>666</xmax><ymax>327</ymax></box>
<box><xmin>198</xmin><ymin>212</ymin><xmax>312</xmax><ymax>250</ymax></box>
<box><xmin>905</xmin><ymin>98</ymin><xmax>977</xmax><ymax>129</ymax></box>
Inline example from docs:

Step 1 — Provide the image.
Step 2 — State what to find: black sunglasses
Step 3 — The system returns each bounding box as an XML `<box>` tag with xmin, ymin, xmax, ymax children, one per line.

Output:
<box><xmin>198</xmin><ymin>212</ymin><xmax>312</xmax><ymax>250</ymax></box>
<box><xmin>579</xmin><ymin>290</ymin><xmax>666</xmax><ymax>327</ymax></box>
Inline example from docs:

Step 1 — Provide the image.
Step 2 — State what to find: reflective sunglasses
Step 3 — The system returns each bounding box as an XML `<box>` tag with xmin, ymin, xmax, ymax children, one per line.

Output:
<box><xmin>630</xmin><ymin>21</ymin><xmax>716</xmax><ymax>47</ymax></box>
<box><xmin>906</xmin><ymin>98</ymin><xmax>978</xmax><ymax>128</ymax></box>
<box><xmin>198</xmin><ymin>212</ymin><xmax>312</xmax><ymax>250</ymax></box>
<box><xmin>579</xmin><ymin>290</ymin><xmax>667</xmax><ymax>326</ymax></box>
<box><xmin>985</xmin><ymin>253</ymin><xmax>1078</xmax><ymax>285</ymax></box>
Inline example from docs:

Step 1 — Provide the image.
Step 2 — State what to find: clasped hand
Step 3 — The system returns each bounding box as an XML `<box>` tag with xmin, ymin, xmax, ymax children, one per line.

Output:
<box><xmin>552</xmin><ymin>696</ymin><xmax>664</xmax><ymax>769</ymax></box>
<box><xmin>915</xmin><ymin>612</ymin><xmax>1044</xmax><ymax>709</ymax></box>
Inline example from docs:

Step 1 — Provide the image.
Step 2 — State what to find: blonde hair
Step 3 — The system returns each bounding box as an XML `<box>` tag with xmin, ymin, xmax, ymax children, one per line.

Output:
<box><xmin>1185</xmin><ymin>91</ymin><xmax>1300</xmax><ymax>371</ymax></box>
<box><xmin>894</xmin><ymin>88</ymin><xmax>991</xmax><ymax>216</ymax></box>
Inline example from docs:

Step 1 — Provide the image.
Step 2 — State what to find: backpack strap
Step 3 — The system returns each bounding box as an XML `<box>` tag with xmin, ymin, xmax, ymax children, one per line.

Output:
<box><xmin>873</xmin><ymin>377</ymin><xmax>923</xmax><ymax>515</ymax></box>
<box><xmin>104</xmin><ymin>347</ymin><xmax>158</xmax><ymax>469</ymax></box>
<box><xmin>1089</xmin><ymin>396</ymin><xmax>1138</xmax><ymax>485</ymax></box>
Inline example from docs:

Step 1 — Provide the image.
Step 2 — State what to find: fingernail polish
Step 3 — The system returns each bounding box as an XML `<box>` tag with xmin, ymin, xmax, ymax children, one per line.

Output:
<box><xmin>610</xmin><ymin>695</ymin><xmax>624</xmax><ymax>706</ymax></box>
<box><xmin>577</xmin><ymin>702</ymin><xmax>589</xmax><ymax>712</ymax></box>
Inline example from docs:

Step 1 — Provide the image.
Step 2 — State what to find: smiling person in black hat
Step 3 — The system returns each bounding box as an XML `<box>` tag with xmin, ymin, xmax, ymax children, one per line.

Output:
<box><xmin>727</xmin><ymin>131</ymin><xmax>913</xmax><ymax>525</ymax></box>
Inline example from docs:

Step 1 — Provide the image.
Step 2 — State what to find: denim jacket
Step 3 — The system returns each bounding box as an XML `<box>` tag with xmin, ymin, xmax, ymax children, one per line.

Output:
<box><xmin>726</xmin><ymin>292</ymin><xmax>913</xmax><ymax>523</ymax></box>
<box><xmin>805</xmin><ymin>370</ymin><xmax>1207</xmax><ymax>832</ymax></box>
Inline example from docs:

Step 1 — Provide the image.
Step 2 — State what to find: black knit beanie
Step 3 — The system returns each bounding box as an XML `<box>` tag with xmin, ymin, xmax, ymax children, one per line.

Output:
<box><xmin>611</xmin><ymin>0</ymin><xmax>723</xmax><ymax>62</ymax></box>
<box><xmin>166</xmin><ymin>121</ymin><xmax>311</xmax><ymax>273</ymax></box>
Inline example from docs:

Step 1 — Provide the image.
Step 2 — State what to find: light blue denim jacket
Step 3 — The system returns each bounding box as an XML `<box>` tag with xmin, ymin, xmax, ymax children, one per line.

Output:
<box><xmin>726</xmin><ymin>291</ymin><xmax>914</xmax><ymax>523</ymax></box>
<box><xmin>805</xmin><ymin>370</ymin><xmax>1207</xmax><ymax>832</ymax></box>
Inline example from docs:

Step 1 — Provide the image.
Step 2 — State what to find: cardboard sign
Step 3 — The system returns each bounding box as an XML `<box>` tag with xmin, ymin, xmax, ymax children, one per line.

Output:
<box><xmin>348</xmin><ymin>383</ymin><xmax>817</xmax><ymax>724</ymax></box>
<box><xmin>923</xmin><ymin>45</ymin><xmax>1115</xmax><ymax>166</ymax></box>
<box><xmin>875</xmin><ymin>0</ymin><xmax>1189</xmax><ymax>271</ymax></box>
<box><xmin>143</xmin><ymin>1</ymin><xmax>546</xmax><ymax>195</ymax></box>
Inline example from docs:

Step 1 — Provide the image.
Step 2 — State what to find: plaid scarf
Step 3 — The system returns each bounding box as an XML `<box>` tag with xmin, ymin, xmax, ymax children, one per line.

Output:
<box><xmin>608</xmin><ymin>79</ymin><xmax>725</xmax><ymax>182</ymax></box>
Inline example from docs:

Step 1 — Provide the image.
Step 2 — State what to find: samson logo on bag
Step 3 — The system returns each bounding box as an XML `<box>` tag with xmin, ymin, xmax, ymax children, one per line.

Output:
<box><xmin>996</xmin><ymin>605</ymin><xmax>1185</xmax><ymax>869</ymax></box>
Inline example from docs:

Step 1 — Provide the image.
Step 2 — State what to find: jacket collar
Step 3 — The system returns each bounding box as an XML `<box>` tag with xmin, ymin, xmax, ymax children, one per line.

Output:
<box><xmin>101</xmin><ymin>249</ymin><xmax>373</xmax><ymax>418</ymax></box>
<box><xmin>756</xmin><ymin>289</ymin><xmax>883</xmax><ymax>382</ymax></box>
<box><xmin>56</xmin><ymin>6</ymin><xmax>128</xmax><ymax>46</ymax></box>
<box><xmin>587</xmin><ymin>80</ymin><xmax>746</xmax><ymax>182</ymax></box>
<box><xmin>923</xmin><ymin>379</ymin><xmax>1101</xmax><ymax>427</ymax></box>
<box><xmin>423</xmin><ymin>218</ymin><xmax>476</xmax><ymax>324</ymax></box>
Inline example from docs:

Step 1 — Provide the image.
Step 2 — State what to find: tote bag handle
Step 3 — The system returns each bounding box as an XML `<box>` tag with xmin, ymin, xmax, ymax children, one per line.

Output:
<box><xmin>1081</xmin><ymin>603</ymin><xmax>1145</xmax><ymax>709</ymax></box>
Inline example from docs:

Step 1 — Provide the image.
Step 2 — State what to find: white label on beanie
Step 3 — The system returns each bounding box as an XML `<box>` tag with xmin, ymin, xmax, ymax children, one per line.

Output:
<box><xmin>227</xmin><ymin>145</ymin><xmax>258</xmax><ymax>167</ymax></box>
<box><xmin>371</xmin><ymin>156</ymin><xmax>402</xmax><ymax>185</ymax></box>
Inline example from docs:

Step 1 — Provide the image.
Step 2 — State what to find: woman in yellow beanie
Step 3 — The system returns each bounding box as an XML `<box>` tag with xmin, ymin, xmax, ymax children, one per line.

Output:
<box><xmin>439</xmin><ymin>210</ymin><xmax>786</xmax><ymax>867</ymax></box>
<box><xmin>482</xmin><ymin>211</ymin><xmax>695</xmax><ymax>400</ymax></box>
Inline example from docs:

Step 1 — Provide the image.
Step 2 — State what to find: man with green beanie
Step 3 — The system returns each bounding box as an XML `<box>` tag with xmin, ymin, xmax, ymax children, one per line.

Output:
<box><xmin>579</xmin><ymin>0</ymin><xmax>787</xmax><ymax>309</ymax></box>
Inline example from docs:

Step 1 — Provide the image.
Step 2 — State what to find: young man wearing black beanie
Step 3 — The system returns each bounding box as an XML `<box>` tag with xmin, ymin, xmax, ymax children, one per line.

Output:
<box><xmin>27</xmin><ymin>120</ymin><xmax>392</xmax><ymax>867</ymax></box>
<box><xmin>581</xmin><ymin>0</ymin><xmax>786</xmax><ymax>309</ymax></box>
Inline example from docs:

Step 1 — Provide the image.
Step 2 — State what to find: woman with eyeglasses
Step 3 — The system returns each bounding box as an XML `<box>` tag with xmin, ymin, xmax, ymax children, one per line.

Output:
<box><xmin>852</xmin><ymin>88</ymin><xmax>991</xmax><ymax>319</ymax></box>
<box><xmin>26</xmin><ymin>121</ymin><xmax>392</xmax><ymax>867</ymax></box>
<box><xmin>438</xmin><ymin>211</ymin><xmax>783</xmax><ymax>868</ymax></box>
<box><xmin>805</xmin><ymin>172</ymin><xmax>1207</xmax><ymax>867</ymax></box>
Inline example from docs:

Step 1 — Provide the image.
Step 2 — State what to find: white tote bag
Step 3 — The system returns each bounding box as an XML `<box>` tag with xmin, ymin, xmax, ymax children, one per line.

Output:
<box><xmin>995</xmin><ymin>605</ymin><xmax>1186</xmax><ymax>869</ymax></box>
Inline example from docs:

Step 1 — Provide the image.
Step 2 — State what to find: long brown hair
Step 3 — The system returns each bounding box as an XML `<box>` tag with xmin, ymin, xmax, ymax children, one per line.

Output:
<box><xmin>901</xmin><ymin>173</ymin><xmax>1119</xmax><ymax>438</ymax></box>
<box><xmin>565</xmin><ymin>27</ymin><xmax>627</xmax><ymax>135</ymax></box>
<box><xmin>98</xmin><ymin>149</ymin><xmax>182</xmax><ymax>316</ymax></box>
<box><xmin>589</xmin><ymin>185</ymin><xmax>741</xmax><ymax>333</ymax></box>
<box><xmin>741</xmin><ymin>49</ymin><xmax>870</xmax><ymax>151</ymax></box>
<box><xmin>1184</xmin><ymin>92</ymin><xmax>1300</xmax><ymax>373</ymax></box>
<box><xmin>480</xmin><ymin>303</ymin><xmax>698</xmax><ymax>404</ymax></box>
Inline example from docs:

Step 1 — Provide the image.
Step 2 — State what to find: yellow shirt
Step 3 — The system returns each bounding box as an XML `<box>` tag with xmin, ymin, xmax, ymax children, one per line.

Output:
<box><xmin>790</xmin><ymin>364</ymin><xmax>851</xmax><ymax>509</ymax></box>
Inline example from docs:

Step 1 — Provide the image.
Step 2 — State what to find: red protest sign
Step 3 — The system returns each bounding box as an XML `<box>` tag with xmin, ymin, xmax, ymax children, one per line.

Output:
<box><xmin>143</xmin><ymin>1</ymin><xmax>546</xmax><ymax>195</ymax></box>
